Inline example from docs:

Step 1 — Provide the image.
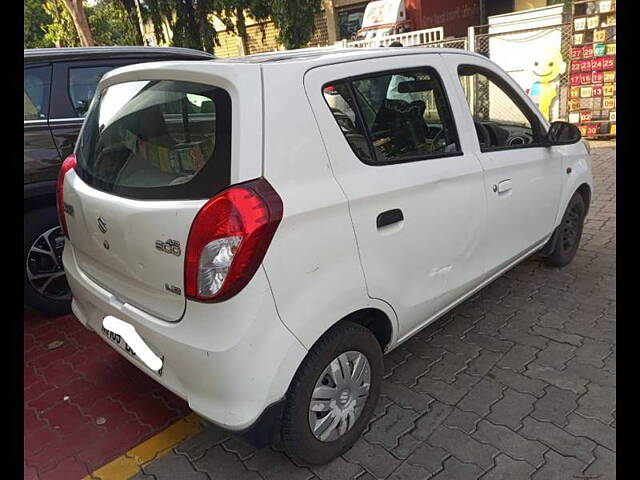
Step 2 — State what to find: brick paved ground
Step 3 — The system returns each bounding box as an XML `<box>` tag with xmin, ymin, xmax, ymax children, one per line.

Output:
<box><xmin>24</xmin><ymin>310</ymin><xmax>192</xmax><ymax>480</ymax></box>
<box><xmin>135</xmin><ymin>143</ymin><xmax>615</xmax><ymax>480</ymax></box>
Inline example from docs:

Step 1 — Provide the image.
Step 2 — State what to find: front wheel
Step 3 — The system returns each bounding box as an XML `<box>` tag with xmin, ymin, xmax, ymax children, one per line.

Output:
<box><xmin>543</xmin><ymin>192</ymin><xmax>586</xmax><ymax>267</ymax></box>
<box><xmin>281</xmin><ymin>322</ymin><xmax>383</xmax><ymax>465</ymax></box>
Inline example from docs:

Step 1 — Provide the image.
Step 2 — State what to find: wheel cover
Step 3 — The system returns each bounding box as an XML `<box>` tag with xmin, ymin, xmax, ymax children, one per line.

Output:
<box><xmin>26</xmin><ymin>226</ymin><xmax>70</xmax><ymax>301</ymax></box>
<box><xmin>308</xmin><ymin>350</ymin><xmax>371</xmax><ymax>442</ymax></box>
<box><xmin>561</xmin><ymin>204</ymin><xmax>582</xmax><ymax>252</ymax></box>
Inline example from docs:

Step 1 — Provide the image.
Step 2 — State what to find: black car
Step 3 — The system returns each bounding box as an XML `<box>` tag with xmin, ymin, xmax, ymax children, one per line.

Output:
<box><xmin>24</xmin><ymin>46</ymin><xmax>214</xmax><ymax>315</ymax></box>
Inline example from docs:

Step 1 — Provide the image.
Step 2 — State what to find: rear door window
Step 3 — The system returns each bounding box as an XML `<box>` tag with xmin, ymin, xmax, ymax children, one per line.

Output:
<box><xmin>323</xmin><ymin>67</ymin><xmax>461</xmax><ymax>165</ymax></box>
<box><xmin>322</xmin><ymin>83</ymin><xmax>373</xmax><ymax>162</ymax></box>
<box><xmin>24</xmin><ymin>65</ymin><xmax>52</xmax><ymax>121</ymax></box>
<box><xmin>68</xmin><ymin>65</ymin><xmax>113</xmax><ymax>117</ymax></box>
<box><xmin>76</xmin><ymin>80</ymin><xmax>232</xmax><ymax>200</ymax></box>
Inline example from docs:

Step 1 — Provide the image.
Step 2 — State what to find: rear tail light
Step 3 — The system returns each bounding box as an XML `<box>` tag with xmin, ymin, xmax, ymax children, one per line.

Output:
<box><xmin>185</xmin><ymin>178</ymin><xmax>283</xmax><ymax>302</ymax></box>
<box><xmin>56</xmin><ymin>154</ymin><xmax>77</xmax><ymax>238</ymax></box>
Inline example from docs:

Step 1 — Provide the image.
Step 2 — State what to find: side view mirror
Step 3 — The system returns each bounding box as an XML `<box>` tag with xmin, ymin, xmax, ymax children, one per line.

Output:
<box><xmin>546</xmin><ymin>121</ymin><xmax>581</xmax><ymax>145</ymax></box>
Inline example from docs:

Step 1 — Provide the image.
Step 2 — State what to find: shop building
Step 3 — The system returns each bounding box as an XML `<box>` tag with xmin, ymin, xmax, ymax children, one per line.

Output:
<box><xmin>568</xmin><ymin>0</ymin><xmax>616</xmax><ymax>138</ymax></box>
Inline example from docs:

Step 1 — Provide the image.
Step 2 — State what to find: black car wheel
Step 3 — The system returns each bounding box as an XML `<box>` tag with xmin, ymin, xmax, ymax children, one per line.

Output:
<box><xmin>543</xmin><ymin>192</ymin><xmax>586</xmax><ymax>267</ymax></box>
<box><xmin>24</xmin><ymin>207</ymin><xmax>71</xmax><ymax>315</ymax></box>
<box><xmin>281</xmin><ymin>321</ymin><xmax>383</xmax><ymax>465</ymax></box>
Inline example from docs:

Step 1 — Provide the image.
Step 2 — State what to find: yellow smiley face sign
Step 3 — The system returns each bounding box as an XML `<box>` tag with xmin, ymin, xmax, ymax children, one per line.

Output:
<box><xmin>528</xmin><ymin>48</ymin><xmax>567</xmax><ymax>120</ymax></box>
<box><xmin>531</xmin><ymin>48</ymin><xmax>567</xmax><ymax>84</ymax></box>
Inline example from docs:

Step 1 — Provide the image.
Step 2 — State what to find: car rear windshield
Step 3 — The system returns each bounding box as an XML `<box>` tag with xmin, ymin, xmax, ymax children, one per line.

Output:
<box><xmin>76</xmin><ymin>80</ymin><xmax>231</xmax><ymax>200</ymax></box>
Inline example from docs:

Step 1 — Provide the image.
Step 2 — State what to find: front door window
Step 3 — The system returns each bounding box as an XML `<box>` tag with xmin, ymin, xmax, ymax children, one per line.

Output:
<box><xmin>458</xmin><ymin>65</ymin><xmax>542</xmax><ymax>150</ymax></box>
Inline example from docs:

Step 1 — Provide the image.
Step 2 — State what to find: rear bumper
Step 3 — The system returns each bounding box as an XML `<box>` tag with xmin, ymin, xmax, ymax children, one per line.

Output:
<box><xmin>63</xmin><ymin>244</ymin><xmax>307</xmax><ymax>439</ymax></box>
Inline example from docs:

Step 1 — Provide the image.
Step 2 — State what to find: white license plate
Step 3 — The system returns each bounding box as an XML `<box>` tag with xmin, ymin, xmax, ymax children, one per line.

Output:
<box><xmin>100</xmin><ymin>323</ymin><xmax>164</xmax><ymax>376</ymax></box>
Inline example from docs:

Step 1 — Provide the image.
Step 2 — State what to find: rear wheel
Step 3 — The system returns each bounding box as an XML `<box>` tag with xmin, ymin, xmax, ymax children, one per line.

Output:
<box><xmin>281</xmin><ymin>322</ymin><xmax>383</xmax><ymax>465</ymax></box>
<box><xmin>24</xmin><ymin>207</ymin><xmax>71</xmax><ymax>315</ymax></box>
<box><xmin>543</xmin><ymin>192</ymin><xmax>586</xmax><ymax>267</ymax></box>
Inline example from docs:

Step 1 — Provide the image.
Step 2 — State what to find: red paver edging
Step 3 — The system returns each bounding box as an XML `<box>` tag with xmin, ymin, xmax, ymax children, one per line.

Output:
<box><xmin>24</xmin><ymin>309</ymin><xmax>191</xmax><ymax>480</ymax></box>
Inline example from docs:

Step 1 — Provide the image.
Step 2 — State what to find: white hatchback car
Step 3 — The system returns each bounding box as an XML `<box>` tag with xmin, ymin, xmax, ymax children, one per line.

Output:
<box><xmin>59</xmin><ymin>48</ymin><xmax>592</xmax><ymax>464</ymax></box>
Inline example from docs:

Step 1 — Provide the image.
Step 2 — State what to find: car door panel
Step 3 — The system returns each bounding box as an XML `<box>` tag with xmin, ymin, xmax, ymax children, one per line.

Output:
<box><xmin>24</xmin><ymin>64</ymin><xmax>60</xmax><ymax>184</ymax></box>
<box><xmin>304</xmin><ymin>55</ymin><xmax>488</xmax><ymax>340</ymax></box>
<box><xmin>24</xmin><ymin>122</ymin><xmax>61</xmax><ymax>184</ymax></box>
<box><xmin>476</xmin><ymin>147</ymin><xmax>562</xmax><ymax>274</ymax></box>
<box><xmin>49</xmin><ymin>118</ymin><xmax>85</xmax><ymax>161</ymax></box>
<box><xmin>442</xmin><ymin>54</ymin><xmax>563</xmax><ymax>276</ymax></box>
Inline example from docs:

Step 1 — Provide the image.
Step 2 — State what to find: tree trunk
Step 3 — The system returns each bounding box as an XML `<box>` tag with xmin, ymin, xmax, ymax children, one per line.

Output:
<box><xmin>61</xmin><ymin>0</ymin><xmax>95</xmax><ymax>46</ymax></box>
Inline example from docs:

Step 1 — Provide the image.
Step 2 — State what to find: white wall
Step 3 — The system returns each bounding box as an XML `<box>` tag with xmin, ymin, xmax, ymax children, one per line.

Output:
<box><xmin>488</xmin><ymin>5</ymin><xmax>565</xmax><ymax>120</ymax></box>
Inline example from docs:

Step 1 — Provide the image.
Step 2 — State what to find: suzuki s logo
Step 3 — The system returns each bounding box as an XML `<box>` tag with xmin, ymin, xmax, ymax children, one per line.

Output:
<box><xmin>97</xmin><ymin>217</ymin><xmax>108</xmax><ymax>234</ymax></box>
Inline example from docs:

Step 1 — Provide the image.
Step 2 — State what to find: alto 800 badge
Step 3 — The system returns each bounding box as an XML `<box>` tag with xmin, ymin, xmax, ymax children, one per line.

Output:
<box><xmin>156</xmin><ymin>239</ymin><xmax>181</xmax><ymax>257</ymax></box>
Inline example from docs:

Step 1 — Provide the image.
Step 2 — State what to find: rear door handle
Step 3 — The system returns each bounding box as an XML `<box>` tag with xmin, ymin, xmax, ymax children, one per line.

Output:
<box><xmin>377</xmin><ymin>209</ymin><xmax>404</xmax><ymax>228</ymax></box>
<box><xmin>494</xmin><ymin>179</ymin><xmax>512</xmax><ymax>194</ymax></box>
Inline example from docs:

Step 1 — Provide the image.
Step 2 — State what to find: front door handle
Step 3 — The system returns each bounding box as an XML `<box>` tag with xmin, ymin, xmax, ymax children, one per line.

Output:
<box><xmin>494</xmin><ymin>179</ymin><xmax>512</xmax><ymax>194</ymax></box>
<box><xmin>377</xmin><ymin>209</ymin><xmax>404</xmax><ymax>228</ymax></box>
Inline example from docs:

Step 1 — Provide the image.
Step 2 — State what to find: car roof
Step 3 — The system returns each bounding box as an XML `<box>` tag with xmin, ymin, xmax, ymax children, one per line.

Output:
<box><xmin>96</xmin><ymin>46</ymin><xmax>488</xmax><ymax>91</ymax></box>
<box><xmin>215</xmin><ymin>46</ymin><xmax>481</xmax><ymax>65</ymax></box>
<box><xmin>24</xmin><ymin>46</ymin><xmax>214</xmax><ymax>63</ymax></box>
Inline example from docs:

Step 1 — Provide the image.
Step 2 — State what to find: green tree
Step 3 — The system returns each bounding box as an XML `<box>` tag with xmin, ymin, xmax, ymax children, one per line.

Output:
<box><xmin>139</xmin><ymin>0</ymin><xmax>217</xmax><ymax>53</ymax></box>
<box><xmin>88</xmin><ymin>0</ymin><xmax>140</xmax><ymax>46</ymax></box>
<box><xmin>212</xmin><ymin>0</ymin><xmax>271</xmax><ymax>54</ymax></box>
<box><xmin>173</xmin><ymin>0</ymin><xmax>213</xmax><ymax>52</ymax></box>
<box><xmin>140</xmin><ymin>0</ymin><xmax>323</xmax><ymax>54</ymax></box>
<box><xmin>140</xmin><ymin>0</ymin><xmax>175</xmax><ymax>46</ymax></box>
<box><xmin>43</xmin><ymin>0</ymin><xmax>80</xmax><ymax>47</ymax></box>
<box><xmin>114</xmin><ymin>0</ymin><xmax>146</xmax><ymax>45</ymax></box>
<box><xmin>61</xmin><ymin>0</ymin><xmax>96</xmax><ymax>46</ymax></box>
<box><xmin>28</xmin><ymin>0</ymin><xmax>142</xmax><ymax>48</ymax></box>
<box><xmin>27</xmin><ymin>0</ymin><xmax>323</xmax><ymax>51</ymax></box>
<box><xmin>24</xmin><ymin>0</ymin><xmax>54</xmax><ymax>48</ymax></box>
<box><xmin>270</xmin><ymin>0</ymin><xmax>322</xmax><ymax>50</ymax></box>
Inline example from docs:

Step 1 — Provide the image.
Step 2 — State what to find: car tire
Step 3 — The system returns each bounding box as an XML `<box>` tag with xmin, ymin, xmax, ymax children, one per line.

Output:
<box><xmin>281</xmin><ymin>321</ymin><xmax>383</xmax><ymax>465</ymax></box>
<box><xmin>543</xmin><ymin>192</ymin><xmax>586</xmax><ymax>267</ymax></box>
<box><xmin>24</xmin><ymin>207</ymin><xmax>72</xmax><ymax>316</ymax></box>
